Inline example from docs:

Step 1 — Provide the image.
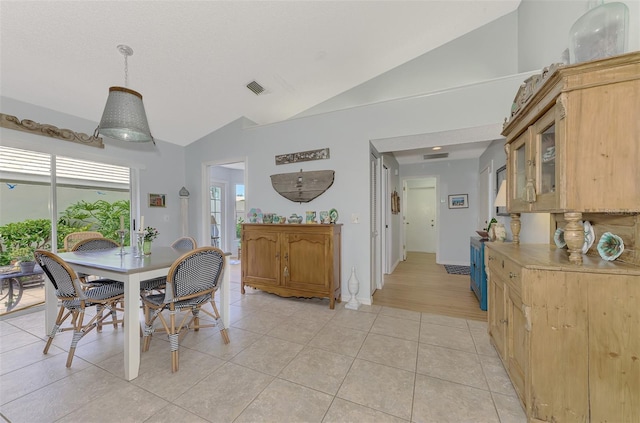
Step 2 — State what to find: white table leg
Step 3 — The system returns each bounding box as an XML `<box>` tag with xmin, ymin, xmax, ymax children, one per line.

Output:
<box><xmin>221</xmin><ymin>255</ymin><xmax>230</xmax><ymax>328</ymax></box>
<box><xmin>123</xmin><ymin>274</ymin><xmax>141</xmax><ymax>380</ymax></box>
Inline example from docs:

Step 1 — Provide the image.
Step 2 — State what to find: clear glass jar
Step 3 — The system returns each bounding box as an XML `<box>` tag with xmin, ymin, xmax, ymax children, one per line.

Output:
<box><xmin>569</xmin><ymin>1</ymin><xmax>629</xmax><ymax>64</ymax></box>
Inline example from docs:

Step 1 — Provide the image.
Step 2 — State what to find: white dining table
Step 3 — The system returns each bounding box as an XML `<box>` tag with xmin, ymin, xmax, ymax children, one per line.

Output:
<box><xmin>49</xmin><ymin>246</ymin><xmax>230</xmax><ymax>381</ymax></box>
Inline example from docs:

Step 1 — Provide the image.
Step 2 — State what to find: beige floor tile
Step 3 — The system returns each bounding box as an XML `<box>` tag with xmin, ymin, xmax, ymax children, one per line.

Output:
<box><xmin>419</xmin><ymin>322</ymin><xmax>476</xmax><ymax>353</ymax></box>
<box><xmin>0</xmin><ymin>339</ymin><xmax>64</xmax><ymax>375</ymax></box>
<box><xmin>492</xmin><ymin>392</ymin><xmax>527</xmax><ymax>423</ymax></box>
<box><xmin>231</xmin><ymin>309</ymin><xmax>285</xmax><ymax>334</ymax></box>
<box><xmin>279</xmin><ymin>346</ymin><xmax>354</xmax><ymax>395</ymax></box>
<box><xmin>231</xmin><ymin>335</ymin><xmax>303</xmax><ymax>375</ymax></box>
<box><xmin>470</xmin><ymin>326</ymin><xmax>499</xmax><ymax>357</ymax></box>
<box><xmin>174</xmin><ymin>362</ymin><xmax>273</xmax><ymax>422</ymax></box>
<box><xmin>323</xmin><ymin>398</ymin><xmax>409</xmax><ymax>423</ymax></box>
<box><xmin>56</xmin><ymin>381</ymin><xmax>168</xmax><ymax>423</ymax></box>
<box><xmin>0</xmin><ymin>353</ymin><xmax>90</xmax><ymax>405</ymax></box>
<box><xmin>358</xmin><ymin>333</ymin><xmax>418</xmax><ymax>372</ymax></box>
<box><xmin>236</xmin><ymin>378</ymin><xmax>333</xmax><ymax>423</ymax></box>
<box><xmin>370</xmin><ymin>314</ymin><xmax>420</xmax><ymax>341</ymax></box>
<box><xmin>267</xmin><ymin>316</ymin><xmax>326</xmax><ymax>345</ymax></box>
<box><xmin>309</xmin><ymin>324</ymin><xmax>368</xmax><ymax>357</ymax></box>
<box><xmin>190</xmin><ymin>326</ymin><xmax>263</xmax><ymax>360</ymax></box>
<box><xmin>130</xmin><ymin>347</ymin><xmax>225</xmax><ymax>400</ymax></box>
<box><xmin>480</xmin><ymin>354</ymin><xmax>517</xmax><ymax>396</ymax></box>
<box><xmin>330</xmin><ymin>309</ymin><xmax>378</xmax><ymax>331</ymax></box>
<box><xmin>0</xmin><ymin>329</ymin><xmax>41</xmax><ymax>353</ymax></box>
<box><xmin>290</xmin><ymin>300</ymin><xmax>339</xmax><ymax>322</ymax></box>
<box><xmin>380</xmin><ymin>306</ymin><xmax>421</xmax><ymax>321</ymax></box>
<box><xmin>145</xmin><ymin>404</ymin><xmax>210</xmax><ymax>423</ymax></box>
<box><xmin>467</xmin><ymin>318</ymin><xmax>488</xmax><ymax>332</ymax></box>
<box><xmin>421</xmin><ymin>312</ymin><xmax>469</xmax><ymax>329</ymax></box>
<box><xmin>412</xmin><ymin>374</ymin><xmax>500</xmax><ymax>423</ymax></box>
<box><xmin>0</xmin><ymin>320</ymin><xmax>23</xmax><ymax>336</ymax></box>
<box><xmin>416</xmin><ymin>343</ymin><xmax>488</xmax><ymax>390</ymax></box>
<box><xmin>338</xmin><ymin>359</ymin><xmax>414</xmax><ymax>420</ymax></box>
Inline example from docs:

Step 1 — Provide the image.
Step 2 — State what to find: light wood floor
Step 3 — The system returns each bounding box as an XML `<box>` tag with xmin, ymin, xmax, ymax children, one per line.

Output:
<box><xmin>373</xmin><ymin>252</ymin><xmax>487</xmax><ymax>321</ymax></box>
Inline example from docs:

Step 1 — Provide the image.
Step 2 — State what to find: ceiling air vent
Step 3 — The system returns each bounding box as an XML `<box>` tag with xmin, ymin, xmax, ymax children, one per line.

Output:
<box><xmin>246</xmin><ymin>80</ymin><xmax>266</xmax><ymax>95</ymax></box>
<box><xmin>424</xmin><ymin>153</ymin><xmax>449</xmax><ymax>160</ymax></box>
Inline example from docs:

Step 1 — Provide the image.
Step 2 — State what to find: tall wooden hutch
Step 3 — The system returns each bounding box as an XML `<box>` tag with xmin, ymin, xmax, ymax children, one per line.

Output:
<box><xmin>486</xmin><ymin>52</ymin><xmax>640</xmax><ymax>422</ymax></box>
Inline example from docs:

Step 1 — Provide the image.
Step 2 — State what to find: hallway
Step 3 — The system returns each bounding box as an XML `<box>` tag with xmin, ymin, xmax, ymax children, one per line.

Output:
<box><xmin>373</xmin><ymin>252</ymin><xmax>487</xmax><ymax>321</ymax></box>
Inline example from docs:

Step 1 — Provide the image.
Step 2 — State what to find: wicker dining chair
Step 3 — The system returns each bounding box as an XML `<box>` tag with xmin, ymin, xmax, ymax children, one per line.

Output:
<box><xmin>62</xmin><ymin>231</ymin><xmax>104</xmax><ymax>252</ymax></box>
<box><xmin>141</xmin><ymin>246</ymin><xmax>229</xmax><ymax>372</ymax></box>
<box><xmin>139</xmin><ymin>237</ymin><xmax>198</xmax><ymax>293</ymax></box>
<box><xmin>71</xmin><ymin>237</ymin><xmax>120</xmax><ymax>287</ymax></box>
<box><xmin>34</xmin><ymin>250</ymin><xmax>124</xmax><ymax>367</ymax></box>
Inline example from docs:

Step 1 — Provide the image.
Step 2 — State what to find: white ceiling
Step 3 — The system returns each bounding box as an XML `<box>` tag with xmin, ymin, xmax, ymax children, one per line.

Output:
<box><xmin>0</xmin><ymin>1</ymin><xmax>519</xmax><ymax>148</ymax></box>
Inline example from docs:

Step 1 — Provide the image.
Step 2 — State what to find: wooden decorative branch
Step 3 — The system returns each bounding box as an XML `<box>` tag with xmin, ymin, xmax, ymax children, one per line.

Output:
<box><xmin>0</xmin><ymin>113</ymin><xmax>104</xmax><ymax>149</ymax></box>
<box><xmin>275</xmin><ymin>148</ymin><xmax>329</xmax><ymax>165</ymax></box>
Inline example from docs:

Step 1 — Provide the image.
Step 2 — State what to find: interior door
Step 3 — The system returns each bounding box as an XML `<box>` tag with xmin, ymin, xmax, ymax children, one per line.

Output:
<box><xmin>405</xmin><ymin>184</ymin><xmax>436</xmax><ymax>253</ymax></box>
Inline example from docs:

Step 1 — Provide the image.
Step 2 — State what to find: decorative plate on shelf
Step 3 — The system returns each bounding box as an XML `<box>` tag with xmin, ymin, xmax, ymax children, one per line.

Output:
<box><xmin>582</xmin><ymin>221</ymin><xmax>595</xmax><ymax>254</ymax></box>
<box><xmin>329</xmin><ymin>208</ymin><xmax>339</xmax><ymax>224</ymax></box>
<box><xmin>554</xmin><ymin>228</ymin><xmax>566</xmax><ymax>249</ymax></box>
<box><xmin>597</xmin><ymin>232</ymin><xmax>624</xmax><ymax>261</ymax></box>
<box><xmin>247</xmin><ymin>208</ymin><xmax>263</xmax><ymax>223</ymax></box>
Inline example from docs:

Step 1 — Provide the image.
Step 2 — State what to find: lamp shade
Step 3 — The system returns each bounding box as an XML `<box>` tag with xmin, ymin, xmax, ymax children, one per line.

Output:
<box><xmin>495</xmin><ymin>180</ymin><xmax>507</xmax><ymax>207</ymax></box>
<box><xmin>97</xmin><ymin>86</ymin><xmax>153</xmax><ymax>142</ymax></box>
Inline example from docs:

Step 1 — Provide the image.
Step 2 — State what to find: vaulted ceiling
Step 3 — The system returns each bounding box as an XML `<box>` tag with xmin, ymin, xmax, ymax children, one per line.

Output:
<box><xmin>1</xmin><ymin>1</ymin><xmax>520</xmax><ymax>147</ymax></box>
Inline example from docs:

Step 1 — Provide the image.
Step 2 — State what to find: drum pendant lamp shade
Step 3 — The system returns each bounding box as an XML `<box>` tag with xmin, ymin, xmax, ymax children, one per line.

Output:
<box><xmin>96</xmin><ymin>45</ymin><xmax>154</xmax><ymax>143</ymax></box>
<box><xmin>98</xmin><ymin>86</ymin><xmax>153</xmax><ymax>142</ymax></box>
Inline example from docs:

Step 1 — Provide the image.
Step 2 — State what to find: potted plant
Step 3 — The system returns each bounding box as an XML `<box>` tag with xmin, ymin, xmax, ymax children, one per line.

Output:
<box><xmin>12</xmin><ymin>246</ymin><xmax>36</xmax><ymax>273</ymax></box>
<box><xmin>142</xmin><ymin>226</ymin><xmax>159</xmax><ymax>255</ymax></box>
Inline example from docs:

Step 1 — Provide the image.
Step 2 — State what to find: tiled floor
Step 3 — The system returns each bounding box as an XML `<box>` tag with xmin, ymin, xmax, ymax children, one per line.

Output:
<box><xmin>0</xmin><ymin>266</ymin><xmax>526</xmax><ymax>423</ymax></box>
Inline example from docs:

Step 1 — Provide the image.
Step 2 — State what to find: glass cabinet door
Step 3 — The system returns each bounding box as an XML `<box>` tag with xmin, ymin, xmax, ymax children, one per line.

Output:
<box><xmin>538</xmin><ymin>123</ymin><xmax>556</xmax><ymax>195</ymax></box>
<box><xmin>508</xmin><ymin>132</ymin><xmax>530</xmax><ymax>212</ymax></box>
<box><xmin>532</xmin><ymin>107</ymin><xmax>559</xmax><ymax>210</ymax></box>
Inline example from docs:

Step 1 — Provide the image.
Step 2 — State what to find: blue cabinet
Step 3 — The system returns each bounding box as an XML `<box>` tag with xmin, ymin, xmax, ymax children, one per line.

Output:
<box><xmin>470</xmin><ymin>237</ymin><xmax>487</xmax><ymax>310</ymax></box>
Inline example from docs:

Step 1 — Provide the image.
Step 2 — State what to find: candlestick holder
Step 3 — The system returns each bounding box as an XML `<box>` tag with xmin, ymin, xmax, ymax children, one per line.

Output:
<box><xmin>135</xmin><ymin>232</ymin><xmax>145</xmax><ymax>258</ymax></box>
<box><xmin>116</xmin><ymin>230</ymin><xmax>128</xmax><ymax>255</ymax></box>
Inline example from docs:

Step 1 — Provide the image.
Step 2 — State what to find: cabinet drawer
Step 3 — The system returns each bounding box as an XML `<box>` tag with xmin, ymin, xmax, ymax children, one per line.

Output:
<box><xmin>488</xmin><ymin>252</ymin><xmax>522</xmax><ymax>296</ymax></box>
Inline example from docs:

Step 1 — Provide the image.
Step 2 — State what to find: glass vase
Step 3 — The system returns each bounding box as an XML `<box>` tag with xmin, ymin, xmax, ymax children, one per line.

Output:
<box><xmin>569</xmin><ymin>1</ymin><xmax>629</xmax><ymax>64</ymax></box>
<box><xmin>143</xmin><ymin>240</ymin><xmax>152</xmax><ymax>255</ymax></box>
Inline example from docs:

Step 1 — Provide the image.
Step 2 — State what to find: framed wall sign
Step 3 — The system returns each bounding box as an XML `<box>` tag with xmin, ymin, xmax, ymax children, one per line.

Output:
<box><xmin>448</xmin><ymin>194</ymin><xmax>468</xmax><ymax>209</ymax></box>
<box><xmin>148</xmin><ymin>193</ymin><xmax>166</xmax><ymax>208</ymax></box>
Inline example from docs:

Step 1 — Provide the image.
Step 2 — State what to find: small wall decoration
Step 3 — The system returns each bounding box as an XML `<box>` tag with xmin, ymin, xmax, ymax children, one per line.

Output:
<box><xmin>148</xmin><ymin>193</ymin><xmax>166</xmax><ymax>208</ymax></box>
<box><xmin>391</xmin><ymin>190</ymin><xmax>400</xmax><ymax>214</ymax></box>
<box><xmin>448</xmin><ymin>194</ymin><xmax>468</xmax><ymax>209</ymax></box>
<box><xmin>275</xmin><ymin>148</ymin><xmax>330</xmax><ymax>165</ymax></box>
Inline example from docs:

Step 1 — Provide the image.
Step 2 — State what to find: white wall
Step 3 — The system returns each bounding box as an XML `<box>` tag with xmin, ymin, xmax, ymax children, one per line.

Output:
<box><xmin>1</xmin><ymin>97</ymin><xmax>187</xmax><ymax>247</ymax></box>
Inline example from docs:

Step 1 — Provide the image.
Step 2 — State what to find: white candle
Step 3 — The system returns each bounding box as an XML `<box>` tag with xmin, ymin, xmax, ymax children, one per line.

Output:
<box><xmin>140</xmin><ymin>215</ymin><xmax>144</xmax><ymax>231</ymax></box>
<box><xmin>120</xmin><ymin>215</ymin><xmax>124</xmax><ymax>231</ymax></box>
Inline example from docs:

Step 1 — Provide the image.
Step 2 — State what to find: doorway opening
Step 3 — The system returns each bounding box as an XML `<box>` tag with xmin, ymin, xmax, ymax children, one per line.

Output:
<box><xmin>403</xmin><ymin>177</ymin><xmax>438</xmax><ymax>259</ymax></box>
<box><xmin>204</xmin><ymin>160</ymin><xmax>245</xmax><ymax>262</ymax></box>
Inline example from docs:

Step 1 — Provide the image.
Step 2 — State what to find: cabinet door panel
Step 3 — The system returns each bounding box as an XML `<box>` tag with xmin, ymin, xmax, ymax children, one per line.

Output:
<box><xmin>508</xmin><ymin>132</ymin><xmax>531</xmax><ymax>212</ymax></box>
<box><xmin>243</xmin><ymin>231</ymin><xmax>280</xmax><ymax>286</ymax></box>
<box><xmin>283</xmin><ymin>233</ymin><xmax>330</xmax><ymax>292</ymax></box>
<box><xmin>507</xmin><ymin>288</ymin><xmax>528</xmax><ymax>403</ymax></box>
<box><xmin>488</xmin><ymin>270</ymin><xmax>507</xmax><ymax>360</ymax></box>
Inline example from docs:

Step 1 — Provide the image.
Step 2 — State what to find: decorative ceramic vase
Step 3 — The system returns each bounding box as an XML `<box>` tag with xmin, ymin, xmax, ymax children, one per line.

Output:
<box><xmin>143</xmin><ymin>240</ymin><xmax>152</xmax><ymax>255</ymax></box>
<box><xmin>569</xmin><ymin>1</ymin><xmax>629</xmax><ymax>64</ymax></box>
<box><xmin>345</xmin><ymin>266</ymin><xmax>361</xmax><ymax>310</ymax></box>
<box><xmin>306</xmin><ymin>211</ymin><xmax>317</xmax><ymax>224</ymax></box>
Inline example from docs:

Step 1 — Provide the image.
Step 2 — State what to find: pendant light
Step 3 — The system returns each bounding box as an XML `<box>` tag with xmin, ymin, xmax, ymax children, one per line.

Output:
<box><xmin>95</xmin><ymin>45</ymin><xmax>154</xmax><ymax>143</ymax></box>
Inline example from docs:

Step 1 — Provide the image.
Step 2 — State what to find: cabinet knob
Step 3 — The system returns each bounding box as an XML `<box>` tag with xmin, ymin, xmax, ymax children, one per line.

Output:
<box><xmin>488</xmin><ymin>256</ymin><xmax>495</xmax><ymax>261</ymax></box>
<box><xmin>509</xmin><ymin>272</ymin><xmax>518</xmax><ymax>279</ymax></box>
<box><xmin>500</xmin><ymin>318</ymin><xmax>508</xmax><ymax>324</ymax></box>
<box><xmin>283</xmin><ymin>266</ymin><xmax>289</xmax><ymax>277</ymax></box>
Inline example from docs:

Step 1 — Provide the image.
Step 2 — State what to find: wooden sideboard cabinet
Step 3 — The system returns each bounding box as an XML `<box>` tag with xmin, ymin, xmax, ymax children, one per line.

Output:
<box><xmin>241</xmin><ymin>223</ymin><xmax>342</xmax><ymax>308</ymax></box>
<box><xmin>502</xmin><ymin>52</ymin><xmax>640</xmax><ymax>262</ymax></box>
<box><xmin>486</xmin><ymin>243</ymin><xmax>640</xmax><ymax>422</ymax></box>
